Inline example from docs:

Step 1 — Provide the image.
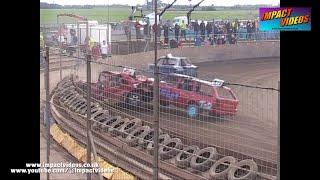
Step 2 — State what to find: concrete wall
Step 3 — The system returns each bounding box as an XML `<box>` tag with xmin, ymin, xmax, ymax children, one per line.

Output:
<box><xmin>105</xmin><ymin>41</ymin><xmax>280</xmax><ymax>70</ymax></box>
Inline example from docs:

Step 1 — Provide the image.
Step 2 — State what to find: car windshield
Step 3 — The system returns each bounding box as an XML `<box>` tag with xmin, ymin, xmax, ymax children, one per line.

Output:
<box><xmin>160</xmin><ymin>58</ymin><xmax>177</xmax><ymax>65</ymax></box>
<box><xmin>180</xmin><ymin>58</ymin><xmax>192</xmax><ymax>66</ymax></box>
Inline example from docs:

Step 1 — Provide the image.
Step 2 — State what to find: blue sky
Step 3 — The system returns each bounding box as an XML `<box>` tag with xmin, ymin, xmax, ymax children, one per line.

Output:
<box><xmin>40</xmin><ymin>0</ymin><xmax>280</xmax><ymax>6</ymax></box>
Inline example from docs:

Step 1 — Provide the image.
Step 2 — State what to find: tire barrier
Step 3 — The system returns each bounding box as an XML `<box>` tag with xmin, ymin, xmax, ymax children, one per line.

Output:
<box><xmin>51</xmin><ymin>77</ymin><xmax>265</xmax><ymax>180</ymax></box>
<box><xmin>119</xmin><ymin>118</ymin><xmax>142</xmax><ymax>138</ymax></box>
<box><xmin>209</xmin><ymin>156</ymin><xmax>237</xmax><ymax>179</ymax></box>
<box><xmin>146</xmin><ymin>133</ymin><xmax>171</xmax><ymax>155</ymax></box>
<box><xmin>159</xmin><ymin>138</ymin><xmax>183</xmax><ymax>160</ymax></box>
<box><xmin>227</xmin><ymin>159</ymin><xmax>258</xmax><ymax>180</ymax></box>
<box><xmin>190</xmin><ymin>147</ymin><xmax>218</xmax><ymax>172</ymax></box>
<box><xmin>125</xmin><ymin>126</ymin><xmax>150</xmax><ymax>147</ymax></box>
<box><xmin>108</xmin><ymin>118</ymin><xmax>128</xmax><ymax>137</ymax></box>
<box><xmin>101</xmin><ymin>116</ymin><xmax>122</xmax><ymax>132</ymax></box>
<box><xmin>175</xmin><ymin>145</ymin><xmax>200</xmax><ymax>169</ymax></box>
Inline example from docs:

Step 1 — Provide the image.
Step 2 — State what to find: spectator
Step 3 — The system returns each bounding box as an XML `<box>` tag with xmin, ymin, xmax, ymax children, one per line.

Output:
<box><xmin>92</xmin><ymin>42</ymin><xmax>101</xmax><ymax>61</ymax></box>
<box><xmin>157</xmin><ymin>22</ymin><xmax>162</xmax><ymax>38</ymax></box>
<box><xmin>206</xmin><ymin>22</ymin><xmax>213</xmax><ymax>37</ymax></box>
<box><xmin>100</xmin><ymin>40</ymin><xmax>108</xmax><ymax>59</ymax></box>
<box><xmin>180</xmin><ymin>20</ymin><xmax>187</xmax><ymax>41</ymax></box>
<box><xmin>194</xmin><ymin>20</ymin><xmax>200</xmax><ymax>38</ymax></box>
<box><xmin>163</xmin><ymin>20</ymin><xmax>170</xmax><ymax>44</ymax></box>
<box><xmin>200</xmin><ymin>20</ymin><xmax>206</xmax><ymax>41</ymax></box>
<box><xmin>174</xmin><ymin>23</ymin><xmax>180</xmax><ymax>41</ymax></box>
<box><xmin>135</xmin><ymin>21</ymin><xmax>142</xmax><ymax>40</ymax></box>
<box><xmin>144</xmin><ymin>19</ymin><xmax>151</xmax><ymax>40</ymax></box>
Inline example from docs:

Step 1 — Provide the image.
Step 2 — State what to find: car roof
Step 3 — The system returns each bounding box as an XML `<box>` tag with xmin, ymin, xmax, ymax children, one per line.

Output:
<box><xmin>167</xmin><ymin>73</ymin><xmax>215</xmax><ymax>87</ymax></box>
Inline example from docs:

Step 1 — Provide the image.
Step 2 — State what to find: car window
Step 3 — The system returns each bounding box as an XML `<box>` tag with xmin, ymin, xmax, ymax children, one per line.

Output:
<box><xmin>158</xmin><ymin>58</ymin><xmax>165</xmax><ymax>65</ymax></box>
<box><xmin>167</xmin><ymin>59</ymin><xmax>177</xmax><ymax>65</ymax></box>
<box><xmin>109</xmin><ymin>74</ymin><xmax>122</xmax><ymax>87</ymax></box>
<box><xmin>199</xmin><ymin>84</ymin><xmax>213</xmax><ymax>97</ymax></box>
<box><xmin>216</xmin><ymin>87</ymin><xmax>234</xmax><ymax>99</ymax></box>
<box><xmin>99</xmin><ymin>73</ymin><xmax>109</xmax><ymax>84</ymax></box>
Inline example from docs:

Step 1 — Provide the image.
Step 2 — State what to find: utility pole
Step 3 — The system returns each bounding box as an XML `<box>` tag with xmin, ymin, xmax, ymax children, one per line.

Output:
<box><xmin>153</xmin><ymin>0</ymin><xmax>159</xmax><ymax>179</ymax></box>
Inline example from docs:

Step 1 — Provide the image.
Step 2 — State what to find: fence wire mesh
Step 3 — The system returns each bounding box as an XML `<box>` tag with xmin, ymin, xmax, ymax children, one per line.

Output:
<box><xmin>41</xmin><ymin>25</ymin><xmax>279</xmax><ymax>180</ymax></box>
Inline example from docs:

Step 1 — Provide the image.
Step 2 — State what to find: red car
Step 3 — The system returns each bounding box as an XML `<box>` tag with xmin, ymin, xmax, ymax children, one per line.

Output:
<box><xmin>76</xmin><ymin>69</ymin><xmax>238</xmax><ymax>117</ymax></box>
<box><xmin>75</xmin><ymin>68</ymin><xmax>153</xmax><ymax>105</ymax></box>
<box><xmin>156</xmin><ymin>73</ymin><xmax>239</xmax><ymax>117</ymax></box>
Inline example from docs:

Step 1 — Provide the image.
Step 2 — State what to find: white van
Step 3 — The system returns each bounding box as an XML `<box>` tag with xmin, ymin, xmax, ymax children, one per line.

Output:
<box><xmin>172</xmin><ymin>16</ymin><xmax>188</xmax><ymax>26</ymax></box>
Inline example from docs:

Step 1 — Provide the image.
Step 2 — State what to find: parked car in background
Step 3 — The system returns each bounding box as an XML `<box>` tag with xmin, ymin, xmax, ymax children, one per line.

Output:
<box><xmin>148</xmin><ymin>54</ymin><xmax>198</xmax><ymax>77</ymax></box>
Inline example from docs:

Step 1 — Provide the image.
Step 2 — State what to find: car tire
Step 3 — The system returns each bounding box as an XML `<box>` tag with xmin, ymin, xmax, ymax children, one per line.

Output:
<box><xmin>227</xmin><ymin>159</ymin><xmax>258</xmax><ymax>180</ymax></box>
<box><xmin>147</xmin><ymin>133</ymin><xmax>171</xmax><ymax>155</ymax></box>
<box><xmin>125</xmin><ymin>92</ymin><xmax>142</xmax><ymax>108</ymax></box>
<box><xmin>108</xmin><ymin>118</ymin><xmax>128</xmax><ymax>137</ymax></box>
<box><xmin>209</xmin><ymin>156</ymin><xmax>237</xmax><ymax>179</ymax></box>
<box><xmin>119</xmin><ymin>118</ymin><xmax>142</xmax><ymax>138</ymax></box>
<box><xmin>125</xmin><ymin>126</ymin><xmax>150</xmax><ymax>147</ymax></box>
<box><xmin>159</xmin><ymin>138</ymin><xmax>183</xmax><ymax>160</ymax></box>
<box><xmin>190</xmin><ymin>147</ymin><xmax>218</xmax><ymax>172</ymax></box>
<box><xmin>138</xmin><ymin>129</ymin><xmax>163</xmax><ymax>149</ymax></box>
<box><xmin>175</xmin><ymin>145</ymin><xmax>200</xmax><ymax>169</ymax></box>
<box><xmin>186</xmin><ymin>103</ymin><xmax>199</xmax><ymax>118</ymax></box>
<box><xmin>101</xmin><ymin>116</ymin><xmax>122</xmax><ymax>132</ymax></box>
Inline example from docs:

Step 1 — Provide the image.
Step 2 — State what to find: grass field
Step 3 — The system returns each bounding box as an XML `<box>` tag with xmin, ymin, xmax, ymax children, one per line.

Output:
<box><xmin>40</xmin><ymin>7</ymin><xmax>259</xmax><ymax>24</ymax></box>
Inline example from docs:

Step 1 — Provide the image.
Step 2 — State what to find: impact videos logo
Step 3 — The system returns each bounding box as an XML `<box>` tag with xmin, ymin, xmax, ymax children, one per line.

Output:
<box><xmin>259</xmin><ymin>7</ymin><xmax>311</xmax><ymax>31</ymax></box>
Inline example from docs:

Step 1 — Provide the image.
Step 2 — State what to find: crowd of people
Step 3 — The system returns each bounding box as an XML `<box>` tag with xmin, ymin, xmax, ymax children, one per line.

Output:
<box><xmin>128</xmin><ymin>18</ymin><xmax>260</xmax><ymax>46</ymax></box>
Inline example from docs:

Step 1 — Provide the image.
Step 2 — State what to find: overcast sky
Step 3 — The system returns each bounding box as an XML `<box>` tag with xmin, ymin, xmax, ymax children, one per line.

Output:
<box><xmin>40</xmin><ymin>0</ymin><xmax>280</xmax><ymax>6</ymax></box>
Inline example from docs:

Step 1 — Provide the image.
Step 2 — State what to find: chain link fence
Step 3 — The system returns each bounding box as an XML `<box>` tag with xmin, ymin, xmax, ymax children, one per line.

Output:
<box><xmin>41</xmin><ymin>26</ymin><xmax>279</xmax><ymax>179</ymax></box>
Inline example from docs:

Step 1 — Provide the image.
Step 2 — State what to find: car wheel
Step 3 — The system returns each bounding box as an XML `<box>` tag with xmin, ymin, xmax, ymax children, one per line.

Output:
<box><xmin>126</xmin><ymin>92</ymin><xmax>142</xmax><ymax>107</ymax></box>
<box><xmin>187</xmin><ymin>104</ymin><xmax>199</xmax><ymax>118</ymax></box>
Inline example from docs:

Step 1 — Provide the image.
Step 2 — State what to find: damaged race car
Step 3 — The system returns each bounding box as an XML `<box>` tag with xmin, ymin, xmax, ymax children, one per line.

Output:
<box><xmin>75</xmin><ymin>68</ymin><xmax>238</xmax><ymax>118</ymax></box>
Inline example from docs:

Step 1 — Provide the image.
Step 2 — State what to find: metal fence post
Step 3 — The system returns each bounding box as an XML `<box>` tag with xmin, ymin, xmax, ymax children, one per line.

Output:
<box><xmin>86</xmin><ymin>54</ymin><xmax>92</xmax><ymax>180</ymax></box>
<box><xmin>44</xmin><ymin>46</ymin><xmax>50</xmax><ymax>180</ymax></box>
<box><xmin>277</xmin><ymin>81</ymin><xmax>280</xmax><ymax>180</ymax></box>
<box><xmin>153</xmin><ymin>1</ymin><xmax>159</xmax><ymax>180</ymax></box>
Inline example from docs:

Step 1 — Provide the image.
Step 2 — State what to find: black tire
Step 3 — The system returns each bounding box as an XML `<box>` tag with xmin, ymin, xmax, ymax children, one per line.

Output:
<box><xmin>61</xmin><ymin>91</ymin><xmax>77</xmax><ymax>102</ymax></box>
<box><xmin>70</xmin><ymin>100</ymin><xmax>86</xmax><ymax>112</ymax></box>
<box><xmin>101</xmin><ymin>116</ymin><xmax>122</xmax><ymax>132</ymax></box>
<box><xmin>138</xmin><ymin>128</ymin><xmax>154</xmax><ymax>148</ymax></box>
<box><xmin>190</xmin><ymin>147</ymin><xmax>218</xmax><ymax>172</ymax></box>
<box><xmin>175</xmin><ymin>145</ymin><xmax>200</xmax><ymax>169</ymax></box>
<box><xmin>125</xmin><ymin>92</ymin><xmax>142</xmax><ymax>107</ymax></box>
<box><xmin>74</xmin><ymin>103</ymin><xmax>87</xmax><ymax>113</ymax></box>
<box><xmin>209</xmin><ymin>156</ymin><xmax>237</xmax><ymax>179</ymax></box>
<box><xmin>119</xmin><ymin>118</ymin><xmax>142</xmax><ymax>138</ymax></box>
<box><xmin>92</xmin><ymin>110</ymin><xmax>109</xmax><ymax>121</ymax></box>
<box><xmin>108</xmin><ymin>118</ymin><xmax>128</xmax><ymax>137</ymax></box>
<box><xmin>227</xmin><ymin>159</ymin><xmax>258</xmax><ymax>180</ymax></box>
<box><xmin>68</xmin><ymin>98</ymin><xmax>85</xmax><ymax>108</ymax></box>
<box><xmin>65</xmin><ymin>94</ymin><xmax>82</xmax><ymax>106</ymax></box>
<box><xmin>79</xmin><ymin>103</ymin><xmax>98</xmax><ymax>115</ymax></box>
<box><xmin>137</xmin><ymin>129</ymin><xmax>163</xmax><ymax>149</ymax></box>
<box><xmin>92</xmin><ymin>116</ymin><xmax>114</xmax><ymax>131</ymax></box>
<box><xmin>92</xmin><ymin>116</ymin><xmax>110</xmax><ymax>131</ymax></box>
<box><xmin>147</xmin><ymin>133</ymin><xmax>170</xmax><ymax>155</ymax></box>
<box><xmin>59</xmin><ymin>91</ymin><xmax>75</xmax><ymax>101</ymax></box>
<box><xmin>125</xmin><ymin>126</ymin><xmax>150</xmax><ymax>147</ymax></box>
<box><xmin>159</xmin><ymin>138</ymin><xmax>183</xmax><ymax>160</ymax></box>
